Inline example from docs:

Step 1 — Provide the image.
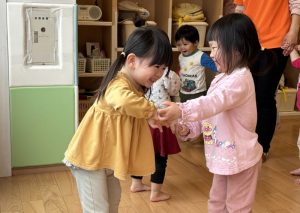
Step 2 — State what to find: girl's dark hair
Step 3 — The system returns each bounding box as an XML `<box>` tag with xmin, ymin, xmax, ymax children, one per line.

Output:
<box><xmin>97</xmin><ymin>26</ymin><xmax>173</xmax><ymax>98</ymax></box>
<box><xmin>207</xmin><ymin>13</ymin><xmax>261</xmax><ymax>74</ymax></box>
<box><xmin>175</xmin><ymin>25</ymin><xmax>199</xmax><ymax>43</ymax></box>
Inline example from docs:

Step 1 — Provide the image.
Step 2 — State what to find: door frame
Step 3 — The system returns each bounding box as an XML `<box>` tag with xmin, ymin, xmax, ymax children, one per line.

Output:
<box><xmin>0</xmin><ymin>0</ymin><xmax>12</xmax><ymax>177</ymax></box>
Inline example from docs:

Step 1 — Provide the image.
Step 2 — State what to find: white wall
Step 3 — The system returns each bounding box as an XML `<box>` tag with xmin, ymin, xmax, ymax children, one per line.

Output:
<box><xmin>0</xmin><ymin>1</ymin><xmax>12</xmax><ymax>177</ymax></box>
<box><xmin>7</xmin><ymin>3</ymin><xmax>76</xmax><ymax>87</ymax></box>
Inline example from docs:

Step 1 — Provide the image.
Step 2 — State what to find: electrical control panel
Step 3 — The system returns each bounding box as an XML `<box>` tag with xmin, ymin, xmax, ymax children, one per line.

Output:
<box><xmin>26</xmin><ymin>8</ymin><xmax>57</xmax><ymax>65</ymax></box>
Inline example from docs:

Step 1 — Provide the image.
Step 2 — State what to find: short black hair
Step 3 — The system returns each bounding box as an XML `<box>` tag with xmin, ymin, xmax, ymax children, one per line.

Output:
<box><xmin>207</xmin><ymin>13</ymin><xmax>261</xmax><ymax>74</ymax></box>
<box><xmin>175</xmin><ymin>25</ymin><xmax>199</xmax><ymax>44</ymax></box>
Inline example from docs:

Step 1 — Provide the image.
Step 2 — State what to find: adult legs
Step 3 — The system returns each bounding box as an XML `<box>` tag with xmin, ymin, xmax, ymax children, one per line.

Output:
<box><xmin>71</xmin><ymin>168</ymin><xmax>121</xmax><ymax>213</ymax></box>
<box><xmin>252</xmin><ymin>48</ymin><xmax>288</xmax><ymax>154</ymax></box>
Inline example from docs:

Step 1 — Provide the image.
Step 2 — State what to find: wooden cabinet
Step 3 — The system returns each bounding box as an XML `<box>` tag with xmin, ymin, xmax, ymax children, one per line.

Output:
<box><xmin>115</xmin><ymin>0</ymin><xmax>223</xmax><ymax>71</ymax></box>
<box><xmin>76</xmin><ymin>0</ymin><xmax>224</xmax><ymax>120</ymax></box>
<box><xmin>115</xmin><ymin>0</ymin><xmax>223</xmax><ymax>51</ymax></box>
<box><xmin>76</xmin><ymin>0</ymin><xmax>117</xmax><ymax>121</ymax></box>
<box><xmin>77</xmin><ymin>0</ymin><xmax>116</xmax><ymax>76</ymax></box>
<box><xmin>77</xmin><ymin>0</ymin><xmax>223</xmax><ymax>69</ymax></box>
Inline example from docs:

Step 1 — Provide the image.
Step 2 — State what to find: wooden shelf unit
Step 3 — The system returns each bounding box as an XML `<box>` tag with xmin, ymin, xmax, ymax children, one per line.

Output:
<box><xmin>78</xmin><ymin>20</ymin><xmax>113</xmax><ymax>26</ymax></box>
<box><xmin>76</xmin><ymin>0</ymin><xmax>224</xmax><ymax>120</ymax></box>
<box><xmin>76</xmin><ymin>1</ymin><xmax>300</xmax><ymax>117</ymax></box>
<box><xmin>78</xmin><ymin>72</ymin><xmax>107</xmax><ymax>77</ymax></box>
<box><xmin>77</xmin><ymin>0</ymin><xmax>223</xmax><ymax>67</ymax></box>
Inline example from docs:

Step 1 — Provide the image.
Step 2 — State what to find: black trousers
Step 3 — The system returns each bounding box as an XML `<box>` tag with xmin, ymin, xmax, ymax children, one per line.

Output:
<box><xmin>252</xmin><ymin>48</ymin><xmax>288</xmax><ymax>153</ymax></box>
<box><xmin>132</xmin><ymin>153</ymin><xmax>168</xmax><ymax>184</ymax></box>
<box><xmin>179</xmin><ymin>90</ymin><xmax>207</xmax><ymax>103</ymax></box>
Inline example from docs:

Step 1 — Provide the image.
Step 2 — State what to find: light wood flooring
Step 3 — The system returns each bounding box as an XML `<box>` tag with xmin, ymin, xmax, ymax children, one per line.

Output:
<box><xmin>0</xmin><ymin>116</ymin><xmax>300</xmax><ymax>213</ymax></box>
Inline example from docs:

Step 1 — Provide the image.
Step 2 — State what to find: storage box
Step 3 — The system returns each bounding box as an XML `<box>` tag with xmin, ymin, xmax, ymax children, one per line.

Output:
<box><xmin>276</xmin><ymin>88</ymin><xmax>297</xmax><ymax>112</ymax></box>
<box><xmin>172</xmin><ymin>22</ymin><xmax>208</xmax><ymax>47</ymax></box>
<box><xmin>118</xmin><ymin>20</ymin><xmax>157</xmax><ymax>46</ymax></box>
<box><xmin>78</xmin><ymin>58</ymin><xmax>86</xmax><ymax>73</ymax></box>
<box><xmin>86</xmin><ymin>58</ymin><xmax>110</xmax><ymax>75</ymax></box>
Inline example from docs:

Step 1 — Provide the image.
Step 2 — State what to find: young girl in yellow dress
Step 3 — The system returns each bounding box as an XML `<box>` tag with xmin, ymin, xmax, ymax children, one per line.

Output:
<box><xmin>63</xmin><ymin>26</ymin><xmax>173</xmax><ymax>213</ymax></box>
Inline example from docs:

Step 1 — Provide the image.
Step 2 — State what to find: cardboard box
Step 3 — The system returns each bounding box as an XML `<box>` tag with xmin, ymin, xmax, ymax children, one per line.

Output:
<box><xmin>118</xmin><ymin>20</ymin><xmax>157</xmax><ymax>46</ymax></box>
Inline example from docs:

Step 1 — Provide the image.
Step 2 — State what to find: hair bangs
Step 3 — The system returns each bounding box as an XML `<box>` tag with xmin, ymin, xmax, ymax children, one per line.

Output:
<box><xmin>207</xmin><ymin>24</ymin><xmax>222</xmax><ymax>45</ymax></box>
<box><xmin>147</xmin><ymin>34</ymin><xmax>173</xmax><ymax>68</ymax></box>
<box><xmin>148</xmin><ymin>43</ymin><xmax>173</xmax><ymax>68</ymax></box>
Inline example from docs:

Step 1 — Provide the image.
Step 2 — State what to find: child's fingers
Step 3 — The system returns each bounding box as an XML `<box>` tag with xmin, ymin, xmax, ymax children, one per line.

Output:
<box><xmin>149</xmin><ymin>121</ymin><xmax>163</xmax><ymax>132</ymax></box>
<box><xmin>160</xmin><ymin>121</ymin><xmax>169</xmax><ymax>127</ymax></box>
<box><xmin>157</xmin><ymin>108</ymin><xmax>168</xmax><ymax>120</ymax></box>
<box><xmin>177</xmin><ymin>125</ymin><xmax>183</xmax><ymax>131</ymax></box>
<box><xmin>157</xmin><ymin>124</ymin><xmax>163</xmax><ymax>133</ymax></box>
<box><xmin>162</xmin><ymin>101</ymin><xmax>173</xmax><ymax>107</ymax></box>
<box><xmin>169</xmin><ymin>122</ymin><xmax>177</xmax><ymax>134</ymax></box>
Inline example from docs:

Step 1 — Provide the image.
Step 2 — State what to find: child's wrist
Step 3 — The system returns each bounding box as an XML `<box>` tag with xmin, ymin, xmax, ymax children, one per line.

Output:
<box><xmin>181</xmin><ymin>128</ymin><xmax>190</xmax><ymax>137</ymax></box>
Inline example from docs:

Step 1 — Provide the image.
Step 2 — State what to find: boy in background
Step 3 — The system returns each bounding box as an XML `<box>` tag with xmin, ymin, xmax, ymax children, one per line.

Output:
<box><xmin>175</xmin><ymin>24</ymin><xmax>217</xmax><ymax>102</ymax></box>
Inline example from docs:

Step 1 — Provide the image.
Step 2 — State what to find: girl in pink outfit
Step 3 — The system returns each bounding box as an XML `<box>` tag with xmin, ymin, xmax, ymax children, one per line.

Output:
<box><xmin>158</xmin><ymin>13</ymin><xmax>263</xmax><ymax>212</ymax></box>
<box><xmin>288</xmin><ymin>45</ymin><xmax>300</xmax><ymax>184</ymax></box>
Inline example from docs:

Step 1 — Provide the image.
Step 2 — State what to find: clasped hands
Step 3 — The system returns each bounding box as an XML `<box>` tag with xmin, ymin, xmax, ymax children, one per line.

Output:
<box><xmin>147</xmin><ymin>101</ymin><xmax>190</xmax><ymax>137</ymax></box>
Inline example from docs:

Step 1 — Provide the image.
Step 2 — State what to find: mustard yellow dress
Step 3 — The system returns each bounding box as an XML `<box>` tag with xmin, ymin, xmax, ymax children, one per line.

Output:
<box><xmin>64</xmin><ymin>72</ymin><xmax>156</xmax><ymax>180</ymax></box>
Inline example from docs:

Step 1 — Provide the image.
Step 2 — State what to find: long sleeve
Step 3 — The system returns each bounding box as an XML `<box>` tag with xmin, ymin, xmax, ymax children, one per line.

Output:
<box><xmin>290</xmin><ymin>48</ymin><xmax>300</xmax><ymax>68</ymax></box>
<box><xmin>200</xmin><ymin>53</ymin><xmax>218</xmax><ymax>72</ymax></box>
<box><xmin>179</xmin><ymin>70</ymin><xmax>253</xmax><ymax>122</ymax></box>
<box><xmin>291</xmin><ymin>57</ymin><xmax>300</xmax><ymax>69</ymax></box>
<box><xmin>178</xmin><ymin>120</ymin><xmax>202</xmax><ymax>141</ymax></box>
<box><xmin>105</xmin><ymin>78</ymin><xmax>156</xmax><ymax>119</ymax></box>
<box><xmin>289</xmin><ymin>0</ymin><xmax>300</xmax><ymax>15</ymax></box>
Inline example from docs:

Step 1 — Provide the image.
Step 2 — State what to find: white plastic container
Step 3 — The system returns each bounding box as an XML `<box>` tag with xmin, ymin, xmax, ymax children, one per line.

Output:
<box><xmin>172</xmin><ymin>21</ymin><xmax>208</xmax><ymax>47</ymax></box>
<box><xmin>276</xmin><ymin>88</ymin><xmax>297</xmax><ymax>112</ymax></box>
<box><xmin>118</xmin><ymin>20</ymin><xmax>157</xmax><ymax>46</ymax></box>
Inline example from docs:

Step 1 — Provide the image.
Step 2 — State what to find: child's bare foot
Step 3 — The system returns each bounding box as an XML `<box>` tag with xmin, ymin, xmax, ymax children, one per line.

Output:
<box><xmin>130</xmin><ymin>184</ymin><xmax>150</xmax><ymax>192</ymax></box>
<box><xmin>295</xmin><ymin>178</ymin><xmax>300</xmax><ymax>185</ymax></box>
<box><xmin>150</xmin><ymin>191</ymin><xmax>171</xmax><ymax>202</ymax></box>
<box><xmin>130</xmin><ymin>178</ymin><xmax>150</xmax><ymax>192</ymax></box>
<box><xmin>290</xmin><ymin>168</ymin><xmax>300</xmax><ymax>176</ymax></box>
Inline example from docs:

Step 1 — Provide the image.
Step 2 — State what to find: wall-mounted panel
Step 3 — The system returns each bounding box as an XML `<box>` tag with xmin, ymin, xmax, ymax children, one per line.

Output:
<box><xmin>7</xmin><ymin>2</ymin><xmax>76</xmax><ymax>87</ymax></box>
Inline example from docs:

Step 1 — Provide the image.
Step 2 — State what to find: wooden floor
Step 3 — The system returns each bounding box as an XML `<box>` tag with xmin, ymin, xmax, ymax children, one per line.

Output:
<box><xmin>0</xmin><ymin>116</ymin><xmax>300</xmax><ymax>213</ymax></box>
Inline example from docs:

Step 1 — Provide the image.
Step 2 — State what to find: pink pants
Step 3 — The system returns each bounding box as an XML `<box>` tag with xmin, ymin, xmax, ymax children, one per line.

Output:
<box><xmin>208</xmin><ymin>159</ymin><xmax>262</xmax><ymax>213</ymax></box>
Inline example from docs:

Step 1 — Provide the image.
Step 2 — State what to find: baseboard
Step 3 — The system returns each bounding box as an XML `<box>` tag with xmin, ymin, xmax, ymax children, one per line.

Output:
<box><xmin>12</xmin><ymin>163</ymin><xmax>68</xmax><ymax>176</ymax></box>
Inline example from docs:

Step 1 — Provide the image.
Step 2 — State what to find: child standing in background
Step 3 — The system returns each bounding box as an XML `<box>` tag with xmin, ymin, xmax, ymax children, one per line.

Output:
<box><xmin>63</xmin><ymin>27</ymin><xmax>173</xmax><ymax>213</ymax></box>
<box><xmin>288</xmin><ymin>45</ymin><xmax>300</xmax><ymax>185</ymax></box>
<box><xmin>130</xmin><ymin>68</ymin><xmax>181</xmax><ymax>202</ymax></box>
<box><xmin>175</xmin><ymin>24</ymin><xmax>218</xmax><ymax>102</ymax></box>
<box><xmin>159</xmin><ymin>14</ymin><xmax>263</xmax><ymax>212</ymax></box>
